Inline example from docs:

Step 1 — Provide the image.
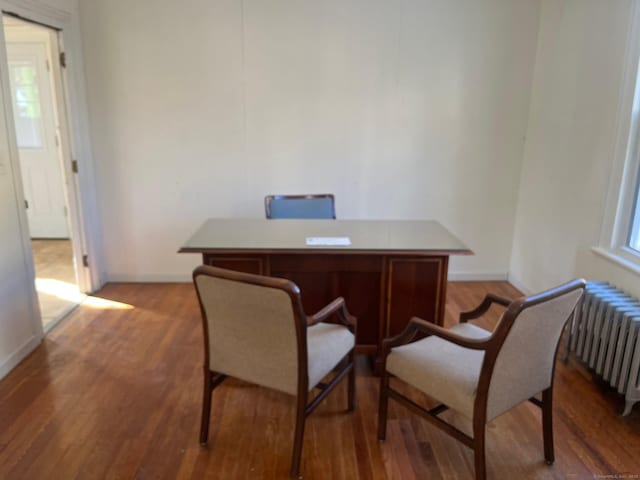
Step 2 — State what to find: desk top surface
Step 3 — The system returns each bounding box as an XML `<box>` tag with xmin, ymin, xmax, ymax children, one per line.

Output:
<box><xmin>179</xmin><ymin>219</ymin><xmax>471</xmax><ymax>255</ymax></box>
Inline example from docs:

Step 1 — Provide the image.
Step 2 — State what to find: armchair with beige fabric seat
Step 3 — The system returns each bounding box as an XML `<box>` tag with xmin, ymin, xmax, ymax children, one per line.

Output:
<box><xmin>377</xmin><ymin>279</ymin><xmax>586</xmax><ymax>480</ymax></box>
<box><xmin>193</xmin><ymin>265</ymin><xmax>356</xmax><ymax>478</ymax></box>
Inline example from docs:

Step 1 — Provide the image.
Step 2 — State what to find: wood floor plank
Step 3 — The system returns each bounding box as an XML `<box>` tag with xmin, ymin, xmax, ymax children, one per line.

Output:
<box><xmin>0</xmin><ymin>281</ymin><xmax>638</xmax><ymax>479</ymax></box>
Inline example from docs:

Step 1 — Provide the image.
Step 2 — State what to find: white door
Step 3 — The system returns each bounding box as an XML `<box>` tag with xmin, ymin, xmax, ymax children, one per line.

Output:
<box><xmin>7</xmin><ymin>42</ymin><xmax>68</xmax><ymax>238</ymax></box>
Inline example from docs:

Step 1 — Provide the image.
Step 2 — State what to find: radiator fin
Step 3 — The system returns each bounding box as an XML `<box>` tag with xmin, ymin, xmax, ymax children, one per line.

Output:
<box><xmin>567</xmin><ymin>281</ymin><xmax>640</xmax><ymax>415</ymax></box>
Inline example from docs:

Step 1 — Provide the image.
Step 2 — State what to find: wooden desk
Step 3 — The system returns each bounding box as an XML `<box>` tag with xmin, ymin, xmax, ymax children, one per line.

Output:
<box><xmin>179</xmin><ymin>219</ymin><xmax>471</xmax><ymax>368</ymax></box>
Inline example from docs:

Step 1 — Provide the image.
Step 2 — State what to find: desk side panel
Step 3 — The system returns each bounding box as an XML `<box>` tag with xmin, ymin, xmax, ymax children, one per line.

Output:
<box><xmin>385</xmin><ymin>256</ymin><xmax>447</xmax><ymax>338</ymax></box>
<box><xmin>270</xmin><ymin>255</ymin><xmax>382</xmax><ymax>352</ymax></box>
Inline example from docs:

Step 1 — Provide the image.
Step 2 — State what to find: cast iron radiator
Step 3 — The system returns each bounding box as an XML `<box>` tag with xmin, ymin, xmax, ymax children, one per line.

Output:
<box><xmin>566</xmin><ymin>281</ymin><xmax>640</xmax><ymax>415</ymax></box>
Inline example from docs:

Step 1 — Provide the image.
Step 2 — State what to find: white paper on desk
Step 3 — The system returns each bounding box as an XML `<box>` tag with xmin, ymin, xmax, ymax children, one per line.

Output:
<box><xmin>305</xmin><ymin>236</ymin><xmax>352</xmax><ymax>246</ymax></box>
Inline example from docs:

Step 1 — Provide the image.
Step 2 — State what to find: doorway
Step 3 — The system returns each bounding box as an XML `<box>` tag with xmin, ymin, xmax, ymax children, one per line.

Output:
<box><xmin>2</xmin><ymin>15</ymin><xmax>84</xmax><ymax>331</ymax></box>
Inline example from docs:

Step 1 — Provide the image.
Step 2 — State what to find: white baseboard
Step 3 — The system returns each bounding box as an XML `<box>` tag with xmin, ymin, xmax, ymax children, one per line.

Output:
<box><xmin>106</xmin><ymin>273</ymin><xmax>192</xmax><ymax>283</ymax></box>
<box><xmin>0</xmin><ymin>334</ymin><xmax>42</xmax><ymax>381</ymax></box>
<box><xmin>506</xmin><ymin>273</ymin><xmax>532</xmax><ymax>295</ymax></box>
<box><xmin>448</xmin><ymin>272</ymin><xmax>509</xmax><ymax>281</ymax></box>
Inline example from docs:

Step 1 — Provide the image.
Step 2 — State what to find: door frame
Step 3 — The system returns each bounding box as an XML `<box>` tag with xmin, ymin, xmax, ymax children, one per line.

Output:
<box><xmin>0</xmin><ymin>1</ymin><xmax>103</xmax><ymax>297</ymax></box>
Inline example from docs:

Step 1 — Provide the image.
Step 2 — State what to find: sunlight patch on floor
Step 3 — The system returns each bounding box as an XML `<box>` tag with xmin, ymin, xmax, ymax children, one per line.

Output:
<box><xmin>83</xmin><ymin>296</ymin><xmax>133</xmax><ymax>310</ymax></box>
<box><xmin>36</xmin><ymin>278</ymin><xmax>134</xmax><ymax>310</ymax></box>
<box><xmin>36</xmin><ymin>278</ymin><xmax>84</xmax><ymax>303</ymax></box>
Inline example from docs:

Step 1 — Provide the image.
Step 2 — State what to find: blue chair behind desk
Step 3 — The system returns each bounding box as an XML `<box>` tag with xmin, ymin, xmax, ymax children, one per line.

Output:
<box><xmin>265</xmin><ymin>194</ymin><xmax>336</xmax><ymax>219</ymax></box>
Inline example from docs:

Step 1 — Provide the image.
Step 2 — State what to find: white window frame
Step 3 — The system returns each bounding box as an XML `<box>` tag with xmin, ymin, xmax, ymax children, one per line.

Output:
<box><xmin>596</xmin><ymin>1</ymin><xmax>640</xmax><ymax>275</ymax></box>
<box><xmin>629</xmin><ymin>172</ymin><xmax>640</xmax><ymax>250</ymax></box>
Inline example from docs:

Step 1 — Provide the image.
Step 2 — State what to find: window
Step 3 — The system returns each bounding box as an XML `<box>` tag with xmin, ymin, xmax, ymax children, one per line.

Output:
<box><xmin>630</xmin><ymin>171</ymin><xmax>640</xmax><ymax>252</ymax></box>
<box><xmin>8</xmin><ymin>60</ymin><xmax>44</xmax><ymax>150</ymax></box>
<box><xmin>612</xmin><ymin>78</ymin><xmax>640</xmax><ymax>264</ymax></box>
<box><xmin>602</xmin><ymin>88</ymin><xmax>640</xmax><ymax>268</ymax></box>
<box><xmin>596</xmin><ymin>11</ymin><xmax>640</xmax><ymax>272</ymax></box>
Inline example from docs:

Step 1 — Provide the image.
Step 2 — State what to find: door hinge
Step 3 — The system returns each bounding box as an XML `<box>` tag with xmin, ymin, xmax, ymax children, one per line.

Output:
<box><xmin>25</xmin><ymin>199</ymin><xmax>29</xmax><ymax>209</ymax></box>
<box><xmin>45</xmin><ymin>59</ymin><xmax>50</xmax><ymax>72</ymax></box>
<box><xmin>82</xmin><ymin>254</ymin><xmax>89</xmax><ymax>268</ymax></box>
<box><xmin>71</xmin><ymin>159</ymin><xmax>78</xmax><ymax>173</ymax></box>
<box><xmin>59</xmin><ymin>52</ymin><xmax>66</xmax><ymax>68</ymax></box>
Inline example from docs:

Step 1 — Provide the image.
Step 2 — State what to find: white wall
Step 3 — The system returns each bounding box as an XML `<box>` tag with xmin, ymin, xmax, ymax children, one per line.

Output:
<box><xmin>0</xmin><ymin>0</ymin><xmax>102</xmax><ymax>379</ymax></box>
<box><xmin>0</xmin><ymin>23</ymin><xmax>43</xmax><ymax>378</ymax></box>
<box><xmin>78</xmin><ymin>0</ymin><xmax>541</xmax><ymax>281</ymax></box>
<box><xmin>510</xmin><ymin>0</ymin><xmax>640</xmax><ymax>297</ymax></box>
<box><xmin>0</xmin><ymin>138</ymin><xmax>41</xmax><ymax>377</ymax></box>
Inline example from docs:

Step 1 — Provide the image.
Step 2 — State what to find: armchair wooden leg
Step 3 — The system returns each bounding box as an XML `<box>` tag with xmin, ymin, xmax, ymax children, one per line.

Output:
<box><xmin>377</xmin><ymin>370</ymin><xmax>390</xmax><ymax>441</ymax></box>
<box><xmin>199</xmin><ymin>370</ymin><xmax>226</xmax><ymax>446</ymax></box>
<box><xmin>290</xmin><ymin>393</ymin><xmax>308</xmax><ymax>478</ymax></box>
<box><xmin>347</xmin><ymin>351</ymin><xmax>356</xmax><ymax>412</ymax></box>
<box><xmin>199</xmin><ymin>369</ymin><xmax>213</xmax><ymax>445</ymax></box>
<box><xmin>473</xmin><ymin>419</ymin><xmax>487</xmax><ymax>480</ymax></box>
<box><xmin>542</xmin><ymin>387</ymin><xmax>555</xmax><ymax>464</ymax></box>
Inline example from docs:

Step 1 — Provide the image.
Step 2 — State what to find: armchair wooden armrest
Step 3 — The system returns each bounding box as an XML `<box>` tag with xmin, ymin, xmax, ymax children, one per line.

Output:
<box><xmin>381</xmin><ymin>317</ymin><xmax>492</xmax><ymax>357</ymax></box>
<box><xmin>460</xmin><ymin>293</ymin><xmax>512</xmax><ymax>323</ymax></box>
<box><xmin>307</xmin><ymin>297</ymin><xmax>356</xmax><ymax>332</ymax></box>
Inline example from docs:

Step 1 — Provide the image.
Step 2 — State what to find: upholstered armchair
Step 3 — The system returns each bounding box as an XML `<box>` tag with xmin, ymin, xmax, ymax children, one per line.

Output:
<box><xmin>377</xmin><ymin>279</ymin><xmax>585</xmax><ymax>480</ymax></box>
<box><xmin>193</xmin><ymin>265</ymin><xmax>356</xmax><ymax>478</ymax></box>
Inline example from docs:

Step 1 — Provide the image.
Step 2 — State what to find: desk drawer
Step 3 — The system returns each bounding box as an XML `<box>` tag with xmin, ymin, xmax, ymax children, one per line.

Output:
<box><xmin>270</xmin><ymin>254</ymin><xmax>382</xmax><ymax>273</ymax></box>
<box><xmin>203</xmin><ymin>254</ymin><xmax>267</xmax><ymax>275</ymax></box>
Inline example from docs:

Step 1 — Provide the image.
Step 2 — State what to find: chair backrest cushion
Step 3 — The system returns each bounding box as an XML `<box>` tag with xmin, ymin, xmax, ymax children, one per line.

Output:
<box><xmin>486</xmin><ymin>288</ymin><xmax>583</xmax><ymax>421</ymax></box>
<box><xmin>265</xmin><ymin>194</ymin><xmax>335</xmax><ymax>219</ymax></box>
<box><xmin>195</xmin><ymin>274</ymin><xmax>300</xmax><ymax>395</ymax></box>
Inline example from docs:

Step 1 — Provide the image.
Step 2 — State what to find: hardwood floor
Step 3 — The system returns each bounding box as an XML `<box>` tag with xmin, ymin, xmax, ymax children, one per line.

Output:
<box><xmin>0</xmin><ymin>281</ymin><xmax>638</xmax><ymax>479</ymax></box>
<box><xmin>31</xmin><ymin>239</ymin><xmax>76</xmax><ymax>285</ymax></box>
<box><xmin>31</xmin><ymin>239</ymin><xmax>80</xmax><ymax>327</ymax></box>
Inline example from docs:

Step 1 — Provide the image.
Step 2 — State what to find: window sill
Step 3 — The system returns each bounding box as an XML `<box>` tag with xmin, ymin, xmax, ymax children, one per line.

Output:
<box><xmin>591</xmin><ymin>247</ymin><xmax>640</xmax><ymax>276</ymax></box>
